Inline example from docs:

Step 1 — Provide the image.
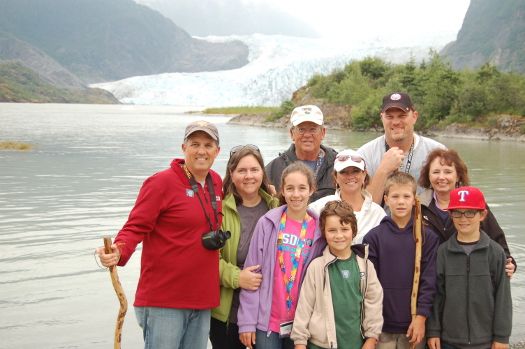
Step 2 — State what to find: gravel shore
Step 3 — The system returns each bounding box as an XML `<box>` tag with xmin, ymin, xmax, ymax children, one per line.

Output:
<box><xmin>227</xmin><ymin>114</ymin><xmax>525</xmax><ymax>142</ymax></box>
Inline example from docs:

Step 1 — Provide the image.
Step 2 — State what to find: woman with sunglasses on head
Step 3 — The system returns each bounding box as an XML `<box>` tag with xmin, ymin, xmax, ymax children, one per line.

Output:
<box><xmin>209</xmin><ymin>145</ymin><xmax>279</xmax><ymax>349</ymax></box>
<box><xmin>309</xmin><ymin>149</ymin><xmax>386</xmax><ymax>243</ymax></box>
<box><xmin>419</xmin><ymin>148</ymin><xmax>516</xmax><ymax>276</ymax></box>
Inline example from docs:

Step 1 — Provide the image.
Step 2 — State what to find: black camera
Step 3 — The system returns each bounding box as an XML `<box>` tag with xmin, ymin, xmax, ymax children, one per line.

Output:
<box><xmin>201</xmin><ymin>230</ymin><xmax>231</xmax><ymax>250</ymax></box>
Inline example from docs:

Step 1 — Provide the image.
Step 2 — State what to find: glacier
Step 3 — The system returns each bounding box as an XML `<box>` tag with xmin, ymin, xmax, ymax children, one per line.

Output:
<box><xmin>92</xmin><ymin>34</ymin><xmax>448</xmax><ymax>108</ymax></box>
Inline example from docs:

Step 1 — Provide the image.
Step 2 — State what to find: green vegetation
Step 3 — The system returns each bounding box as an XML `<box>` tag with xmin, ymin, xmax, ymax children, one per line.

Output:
<box><xmin>0</xmin><ymin>141</ymin><xmax>32</xmax><ymax>151</ymax></box>
<box><xmin>203</xmin><ymin>104</ymin><xmax>295</xmax><ymax>124</ymax></box>
<box><xmin>266</xmin><ymin>100</ymin><xmax>295</xmax><ymax>122</ymax></box>
<box><xmin>203</xmin><ymin>106</ymin><xmax>279</xmax><ymax>115</ymax></box>
<box><xmin>305</xmin><ymin>55</ymin><xmax>525</xmax><ymax>131</ymax></box>
<box><xmin>203</xmin><ymin>102</ymin><xmax>294</xmax><ymax>123</ymax></box>
<box><xmin>0</xmin><ymin>62</ymin><xmax>117</xmax><ymax>103</ymax></box>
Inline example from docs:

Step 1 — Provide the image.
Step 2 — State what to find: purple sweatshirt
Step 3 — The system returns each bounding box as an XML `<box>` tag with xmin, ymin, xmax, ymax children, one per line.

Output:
<box><xmin>363</xmin><ymin>216</ymin><xmax>439</xmax><ymax>333</ymax></box>
<box><xmin>237</xmin><ymin>205</ymin><xmax>326</xmax><ymax>334</ymax></box>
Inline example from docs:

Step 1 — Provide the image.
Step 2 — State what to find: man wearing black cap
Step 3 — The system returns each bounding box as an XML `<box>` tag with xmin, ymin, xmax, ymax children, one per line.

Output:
<box><xmin>357</xmin><ymin>92</ymin><xmax>445</xmax><ymax>203</ymax></box>
<box><xmin>97</xmin><ymin>120</ymin><xmax>223</xmax><ymax>349</ymax></box>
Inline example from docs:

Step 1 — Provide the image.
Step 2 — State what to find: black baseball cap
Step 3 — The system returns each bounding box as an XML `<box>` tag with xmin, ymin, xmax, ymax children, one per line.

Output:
<box><xmin>381</xmin><ymin>92</ymin><xmax>414</xmax><ymax>113</ymax></box>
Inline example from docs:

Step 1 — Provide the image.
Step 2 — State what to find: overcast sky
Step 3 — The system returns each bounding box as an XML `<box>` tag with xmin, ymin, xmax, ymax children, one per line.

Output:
<box><xmin>260</xmin><ymin>0</ymin><xmax>471</xmax><ymax>43</ymax></box>
<box><xmin>137</xmin><ymin>0</ymin><xmax>471</xmax><ymax>46</ymax></box>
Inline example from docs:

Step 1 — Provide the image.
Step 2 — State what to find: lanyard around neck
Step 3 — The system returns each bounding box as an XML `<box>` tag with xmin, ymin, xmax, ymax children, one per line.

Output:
<box><xmin>277</xmin><ymin>210</ymin><xmax>310</xmax><ymax>313</ymax></box>
<box><xmin>385</xmin><ymin>138</ymin><xmax>415</xmax><ymax>174</ymax></box>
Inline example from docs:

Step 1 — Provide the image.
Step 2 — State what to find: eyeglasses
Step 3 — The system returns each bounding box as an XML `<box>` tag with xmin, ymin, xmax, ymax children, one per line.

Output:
<box><xmin>336</xmin><ymin>154</ymin><xmax>364</xmax><ymax>164</ymax></box>
<box><xmin>294</xmin><ymin>126</ymin><xmax>322</xmax><ymax>135</ymax></box>
<box><xmin>229</xmin><ymin>144</ymin><xmax>260</xmax><ymax>157</ymax></box>
<box><xmin>450</xmin><ymin>210</ymin><xmax>479</xmax><ymax>218</ymax></box>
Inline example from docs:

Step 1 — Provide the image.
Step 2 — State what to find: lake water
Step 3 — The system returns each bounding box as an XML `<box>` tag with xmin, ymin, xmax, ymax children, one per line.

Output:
<box><xmin>1</xmin><ymin>103</ymin><xmax>524</xmax><ymax>348</ymax></box>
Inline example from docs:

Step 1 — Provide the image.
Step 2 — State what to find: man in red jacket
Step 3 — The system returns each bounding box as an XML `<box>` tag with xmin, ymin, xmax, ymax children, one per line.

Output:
<box><xmin>97</xmin><ymin>120</ymin><xmax>223</xmax><ymax>349</ymax></box>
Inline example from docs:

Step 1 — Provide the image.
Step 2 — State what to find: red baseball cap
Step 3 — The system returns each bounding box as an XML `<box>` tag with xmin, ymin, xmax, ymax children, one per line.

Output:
<box><xmin>447</xmin><ymin>186</ymin><xmax>487</xmax><ymax>210</ymax></box>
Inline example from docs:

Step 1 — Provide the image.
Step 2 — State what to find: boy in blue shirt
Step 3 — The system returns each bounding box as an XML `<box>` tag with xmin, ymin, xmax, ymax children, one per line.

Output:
<box><xmin>363</xmin><ymin>172</ymin><xmax>439</xmax><ymax>349</ymax></box>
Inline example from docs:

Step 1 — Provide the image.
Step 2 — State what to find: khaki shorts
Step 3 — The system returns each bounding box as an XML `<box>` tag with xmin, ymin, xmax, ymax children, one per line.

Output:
<box><xmin>377</xmin><ymin>332</ymin><xmax>426</xmax><ymax>349</ymax></box>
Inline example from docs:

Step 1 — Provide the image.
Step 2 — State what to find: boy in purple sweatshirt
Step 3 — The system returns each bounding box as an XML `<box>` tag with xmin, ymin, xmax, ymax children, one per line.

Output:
<box><xmin>363</xmin><ymin>172</ymin><xmax>439</xmax><ymax>349</ymax></box>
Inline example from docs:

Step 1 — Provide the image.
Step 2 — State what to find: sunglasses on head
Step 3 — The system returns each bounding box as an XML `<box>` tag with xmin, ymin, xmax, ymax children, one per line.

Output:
<box><xmin>229</xmin><ymin>144</ymin><xmax>260</xmax><ymax>157</ymax></box>
<box><xmin>336</xmin><ymin>154</ymin><xmax>364</xmax><ymax>163</ymax></box>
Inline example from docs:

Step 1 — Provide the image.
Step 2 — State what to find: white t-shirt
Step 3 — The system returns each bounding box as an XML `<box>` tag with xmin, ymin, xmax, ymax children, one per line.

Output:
<box><xmin>357</xmin><ymin>134</ymin><xmax>445</xmax><ymax>193</ymax></box>
<box><xmin>308</xmin><ymin>190</ymin><xmax>386</xmax><ymax>244</ymax></box>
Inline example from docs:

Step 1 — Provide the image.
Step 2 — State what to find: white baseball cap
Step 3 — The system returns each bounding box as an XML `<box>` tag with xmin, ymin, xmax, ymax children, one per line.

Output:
<box><xmin>334</xmin><ymin>149</ymin><xmax>366</xmax><ymax>172</ymax></box>
<box><xmin>290</xmin><ymin>105</ymin><xmax>324</xmax><ymax>126</ymax></box>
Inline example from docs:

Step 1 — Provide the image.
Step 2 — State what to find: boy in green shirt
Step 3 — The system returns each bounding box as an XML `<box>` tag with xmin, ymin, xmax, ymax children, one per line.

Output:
<box><xmin>292</xmin><ymin>200</ymin><xmax>383</xmax><ymax>349</ymax></box>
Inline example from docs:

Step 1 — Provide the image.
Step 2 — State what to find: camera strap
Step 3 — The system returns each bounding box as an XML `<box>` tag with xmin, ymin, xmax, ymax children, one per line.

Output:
<box><xmin>183</xmin><ymin>164</ymin><xmax>219</xmax><ymax>231</ymax></box>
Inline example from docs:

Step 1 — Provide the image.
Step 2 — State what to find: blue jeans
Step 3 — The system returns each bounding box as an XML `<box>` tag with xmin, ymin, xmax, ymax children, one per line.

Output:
<box><xmin>135</xmin><ymin>306</ymin><xmax>210</xmax><ymax>349</ymax></box>
<box><xmin>255</xmin><ymin>330</ymin><xmax>294</xmax><ymax>349</ymax></box>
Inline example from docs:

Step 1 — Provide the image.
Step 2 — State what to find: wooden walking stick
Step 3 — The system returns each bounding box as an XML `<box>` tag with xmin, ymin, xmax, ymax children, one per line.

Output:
<box><xmin>103</xmin><ymin>236</ymin><xmax>128</xmax><ymax>349</ymax></box>
<box><xmin>410</xmin><ymin>196</ymin><xmax>423</xmax><ymax>349</ymax></box>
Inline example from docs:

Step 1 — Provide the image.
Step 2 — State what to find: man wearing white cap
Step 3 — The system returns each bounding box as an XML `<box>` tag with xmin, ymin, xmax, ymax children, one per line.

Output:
<box><xmin>265</xmin><ymin>105</ymin><xmax>338</xmax><ymax>202</ymax></box>
<box><xmin>357</xmin><ymin>92</ymin><xmax>445</xmax><ymax>204</ymax></box>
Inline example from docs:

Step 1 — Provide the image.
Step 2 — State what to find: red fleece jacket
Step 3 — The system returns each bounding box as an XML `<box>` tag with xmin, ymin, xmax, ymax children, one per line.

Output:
<box><xmin>116</xmin><ymin>158</ymin><xmax>223</xmax><ymax>309</ymax></box>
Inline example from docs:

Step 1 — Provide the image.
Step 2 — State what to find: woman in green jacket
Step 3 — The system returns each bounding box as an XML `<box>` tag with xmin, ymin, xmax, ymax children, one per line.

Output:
<box><xmin>210</xmin><ymin>145</ymin><xmax>279</xmax><ymax>349</ymax></box>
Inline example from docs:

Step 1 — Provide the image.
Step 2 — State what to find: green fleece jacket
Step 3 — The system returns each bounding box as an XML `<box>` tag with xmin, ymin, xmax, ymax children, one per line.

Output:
<box><xmin>211</xmin><ymin>189</ymin><xmax>279</xmax><ymax>322</ymax></box>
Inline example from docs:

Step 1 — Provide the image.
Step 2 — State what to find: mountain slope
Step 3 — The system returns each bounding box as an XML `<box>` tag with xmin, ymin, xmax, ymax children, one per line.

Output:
<box><xmin>0</xmin><ymin>61</ymin><xmax>118</xmax><ymax>103</ymax></box>
<box><xmin>0</xmin><ymin>31</ymin><xmax>85</xmax><ymax>89</ymax></box>
<box><xmin>0</xmin><ymin>0</ymin><xmax>248</xmax><ymax>83</ymax></box>
<box><xmin>441</xmin><ymin>0</ymin><xmax>525</xmax><ymax>73</ymax></box>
